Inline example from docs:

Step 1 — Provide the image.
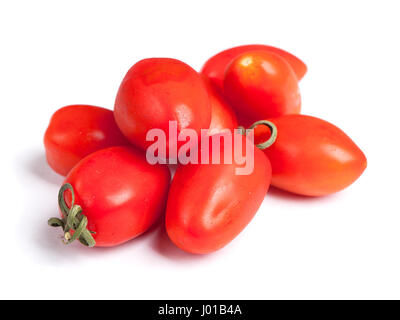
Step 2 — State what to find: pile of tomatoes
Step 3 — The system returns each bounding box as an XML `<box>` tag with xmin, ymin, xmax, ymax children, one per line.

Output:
<box><xmin>44</xmin><ymin>44</ymin><xmax>367</xmax><ymax>254</ymax></box>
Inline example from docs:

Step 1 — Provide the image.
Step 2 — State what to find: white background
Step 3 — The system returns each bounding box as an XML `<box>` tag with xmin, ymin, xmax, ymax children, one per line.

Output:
<box><xmin>1</xmin><ymin>0</ymin><xmax>399</xmax><ymax>299</ymax></box>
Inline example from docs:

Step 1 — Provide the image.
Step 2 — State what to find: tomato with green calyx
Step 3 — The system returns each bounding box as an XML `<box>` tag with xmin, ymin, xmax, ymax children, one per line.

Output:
<box><xmin>249</xmin><ymin>115</ymin><xmax>367</xmax><ymax>196</ymax></box>
<box><xmin>48</xmin><ymin>146</ymin><xmax>171</xmax><ymax>247</ymax></box>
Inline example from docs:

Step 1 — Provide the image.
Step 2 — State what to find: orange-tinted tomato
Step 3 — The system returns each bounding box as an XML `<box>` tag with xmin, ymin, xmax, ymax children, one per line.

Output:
<box><xmin>258</xmin><ymin>115</ymin><xmax>367</xmax><ymax>196</ymax></box>
<box><xmin>166</xmin><ymin>133</ymin><xmax>271</xmax><ymax>254</ymax></box>
<box><xmin>224</xmin><ymin>51</ymin><xmax>301</xmax><ymax>121</ymax></box>
<box><xmin>44</xmin><ymin>105</ymin><xmax>129</xmax><ymax>176</ymax></box>
<box><xmin>203</xmin><ymin>76</ymin><xmax>238</xmax><ymax>135</ymax></box>
<box><xmin>201</xmin><ymin>44</ymin><xmax>307</xmax><ymax>92</ymax></box>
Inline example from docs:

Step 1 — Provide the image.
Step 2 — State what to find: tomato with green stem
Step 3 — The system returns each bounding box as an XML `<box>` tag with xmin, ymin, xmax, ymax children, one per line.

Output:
<box><xmin>250</xmin><ymin>115</ymin><xmax>367</xmax><ymax>196</ymax></box>
<box><xmin>48</xmin><ymin>146</ymin><xmax>171</xmax><ymax>247</ymax></box>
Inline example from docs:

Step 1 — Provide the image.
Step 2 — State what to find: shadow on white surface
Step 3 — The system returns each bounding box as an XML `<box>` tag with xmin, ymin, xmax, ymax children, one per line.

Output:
<box><xmin>28</xmin><ymin>152</ymin><xmax>63</xmax><ymax>186</ymax></box>
<box><xmin>149</xmin><ymin>222</ymin><xmax>209</xmax><ymax>262</ymax></box>
<box><xmin>267</xmin><ymin>186</ymin><xmax>339</xmax><ymax>203</ymax></box>
<box><xmin>34</xmin><ymin>209</ymin><xmax>92</xmax><ymax>261</ymax></box>
<box><xmin>32</xmin><ymin>210</ymin><xmax>166</xmax><ymax>262</ymax></box>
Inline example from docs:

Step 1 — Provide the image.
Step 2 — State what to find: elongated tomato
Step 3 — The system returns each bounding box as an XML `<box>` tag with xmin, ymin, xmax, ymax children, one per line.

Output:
<box><xmin>114</xmin><ymin>58</ymin><xmax>211</xmax><ymax>156</ymax></box>
<box><xmin>224</xmin><ymin>51</ymin><xmax>301</xmax><ymax>121</ymax></box>
<box><xmin>203</xmin><ymin>76</ymin><xmax>238</xmax><ymax>135</ymax></box>
<box><xmin>166</xmin><ymin>132</ymin><xmax>271</xmax><ymax>254</ymax></box>
<box><xmin>44</xmin><ymin>105</ymin><xmax>129</xmax><ymax>176</ymax></box>
<box><xmin>49</xmin><ymin>146</ymin><xmax>171</xmax><ymax>247</ymax></box>
<box><xmin>259</xmin><ymin>115</ymin><xmax>367</xmax><ymax>196</ymax></box>
<box><xmin>201</xmin><ymin>44</ymin><xmax>307</xmax><ymax>92</ymax></box>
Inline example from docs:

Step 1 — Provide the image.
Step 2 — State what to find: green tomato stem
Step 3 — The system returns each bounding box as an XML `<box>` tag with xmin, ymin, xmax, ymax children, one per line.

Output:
<box><xmin>48</xmin><ymin>183</ymin><xmax>96</xmax><ymax>247</ymax></box>
<box><xmin>239</xmin><ymin>120</ymin><xmax>278</xmax><ymax>150</ymax></box>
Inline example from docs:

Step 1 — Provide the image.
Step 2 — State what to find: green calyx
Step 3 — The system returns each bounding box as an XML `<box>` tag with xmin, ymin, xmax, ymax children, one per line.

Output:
<box><xmin>48</xmin><ymin>183</ymin><xmax>96</xmax><ymax>247</ymax></box>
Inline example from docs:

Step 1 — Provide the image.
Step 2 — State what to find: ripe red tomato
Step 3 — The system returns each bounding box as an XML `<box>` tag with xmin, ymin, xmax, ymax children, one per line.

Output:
<box><xmin>166</xmin><ymin>133</ymin><xmax>271</xmax><ymax>254</ymax></box>
<box><xmin>203</xmin><ymin>76</ymin><xmax>238</xmax><ymax>135</ymax></box>
<box><xmin>44</xmin><ymin>105</ymin><xmax>129</xmax><ymax>176</ymax></box>
<box><xmin>256</xmin><ymin>115</ymin><xmax>367</xmax><ymax>196</ymax></box>
<box><xmin>114</xmin><ymin>58</ymin><xmax>211</xmax><ymax>156</ymax></box>
<box><xmin>224</xmin><ymin>51</ymin><xmax>301</xmax><ymax>121</ymax></box>
<box><xmin>201</xmin><ymin>44</ymin><xmax>307</xmax><ymax>92</ymax></box>
<box><xmin>49</xmin><ymin>146</ymin><xmax>171</xmax><ymax>247</ymax></box>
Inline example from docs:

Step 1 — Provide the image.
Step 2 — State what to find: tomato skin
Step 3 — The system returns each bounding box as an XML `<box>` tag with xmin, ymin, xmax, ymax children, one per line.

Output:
<box><xmin>44</xmin><ymin>105</ymin><xmax>129</xmax><ymax>176</ymax></box>
<box><xmin>165</xmin><ymin>133</ymin><xmax>271</xmax><ymax>254</ymax></box>
<box><xmin>114</xmin><ymin>58</ymin><xmax>211</xmax><ymax>155</ymax></box>
<box><xmin>201</xmin><ymin>44</ymin><xmax>307</xmax><ymax>92</ymax></box>
<box><xmin>260</xmin><ymin>115</ymin><xmax>367</xmax><ymax>196</ymax></box>
<box><xmin>224</xmin><ymin>51</ymin><xmax>301</xmax><ymax>121</ymax></box>
<box><xmin>203</xmin><ymin>76</ymin><xmax>238</xmax><ymax>135</ymax></box>
<box><xmin>62</xmin><ymin>146</ymin><xmax>171</xmax><ymax>247</ymax></box>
